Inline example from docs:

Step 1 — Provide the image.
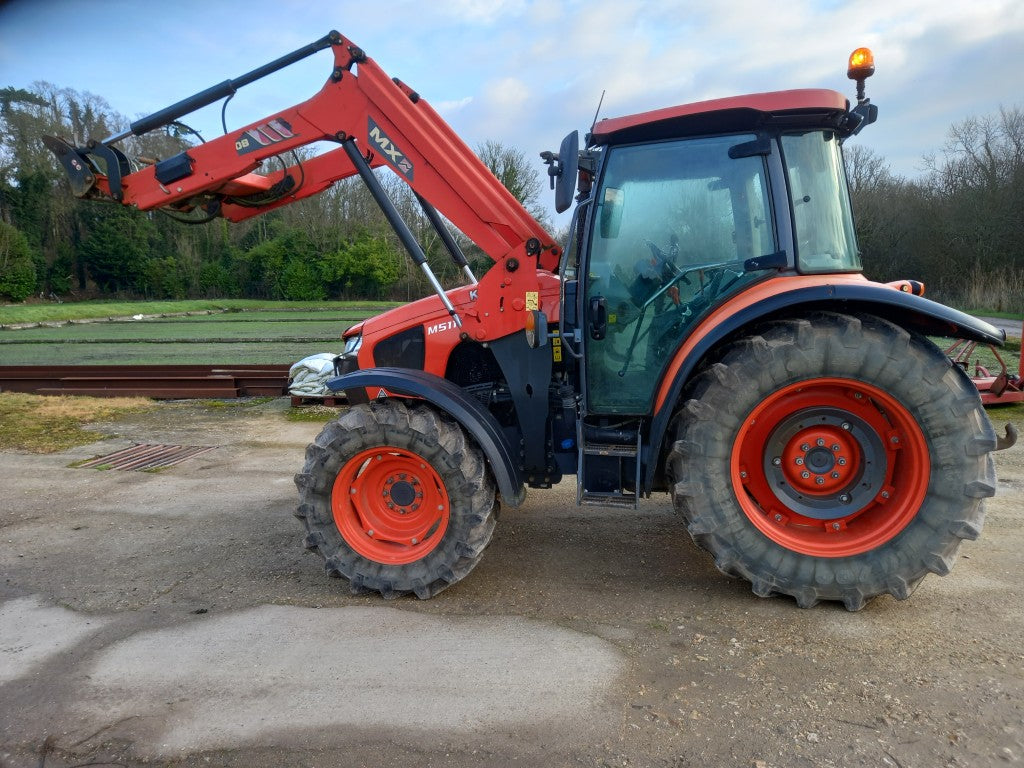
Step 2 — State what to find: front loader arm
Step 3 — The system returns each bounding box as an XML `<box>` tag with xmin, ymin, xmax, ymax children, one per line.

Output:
<box><xmin>46</xmin><ymin>31</ymin><xmax>557</xmax><ymax>271</ymax></box>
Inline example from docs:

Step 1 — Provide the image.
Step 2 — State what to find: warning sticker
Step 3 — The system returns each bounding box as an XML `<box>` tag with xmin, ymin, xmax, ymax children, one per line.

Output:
<box><xmin>525</xmin><ymin>291</ymin><xmax>539</xmax><ymax>311</ymax></box>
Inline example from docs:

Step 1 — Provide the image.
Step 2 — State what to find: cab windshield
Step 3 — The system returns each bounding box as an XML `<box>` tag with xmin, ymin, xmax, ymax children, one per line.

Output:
<box><xmin>781</xmin><ymin>131</ymin><xmax>861</xmax><ymax>273</ymax></box>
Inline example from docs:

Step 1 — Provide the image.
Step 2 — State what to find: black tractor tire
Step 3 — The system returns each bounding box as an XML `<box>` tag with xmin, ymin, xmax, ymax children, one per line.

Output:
<box><xmin>294</xmin><ymin>399</ymin><xmax>497</xmax><ymax>599</ymax></box>
<box><xmin>668</xmin><ymin>312</ymin><xmax>997</xmax><ymax>611</ymax></box>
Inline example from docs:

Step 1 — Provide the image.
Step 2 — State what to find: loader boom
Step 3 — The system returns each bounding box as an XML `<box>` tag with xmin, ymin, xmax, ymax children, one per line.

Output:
<box><xmin>48</xmin><ymin>31</ymin><xmax>558</xmax><ymax>272</ymax></box>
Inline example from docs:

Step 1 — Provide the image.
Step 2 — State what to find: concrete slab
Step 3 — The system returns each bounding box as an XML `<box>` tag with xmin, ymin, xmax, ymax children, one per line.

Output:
<box><xmin>0</xmin><ymin>597</ymin><xmax>110</xmax><ymax>684</ymax></box>
<box><xmin>74</xmin><ymin>604</ymin><xmax>623</xmax><ymax>756</ymax></box>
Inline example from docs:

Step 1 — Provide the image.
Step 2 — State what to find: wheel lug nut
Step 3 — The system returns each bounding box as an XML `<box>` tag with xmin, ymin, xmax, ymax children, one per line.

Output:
<box><xmin>795</xmin><ymin>457</ymin><xmax>804</xmax><ymax>466</ymax></box>
<box><xmin>832</xmin><ymin>522</ymin><xmax>841</xmax><ymax>531</ymax></box>
<box><xmin>772</xmin><ymin>457</ymin><xmax>782</xmax><ymax>466</ymax></box>
<box><xmin>831</xmin><ymin>472</ymin><xmax>840</xmax><ymax>479</ymax></box>
<box><xmin>387</xmin><ymin>502</ymin><xmax>394</xmax><ymax>509</ymax></box>
<box><xmin>800</xmin><ymin>443</ymin><xmax>811</xmax><ymax>452</ymax></box>
<box><xmin>801</xmin><ymin>471</ymin><xmax>811</xmax><ymax>479</ymax></box>
<box><xmin>890</xmin><ymin>436</ymin><xmax>900</xmax><ymax>444</ymax></box>
<box><xmin>839</xmin><ymin>493</ymin><xmax>851</xmax><ymax>503</ymax></box>
<box><xmin>838</xmin><ymin>458</ymin><xmax>847</xmax><ymax>466</ymax></box>
<box><xmin>832</xmin><ymin>444</ymin><xmax>840</xmax><ymax>452</ymax></box>
<box><xmin>815</xmin><ymin>477</ymin><xmax>824</xmax><ymax>485</ymax></box>
<box><xmin>816</xmin><ymin>438</ymin><xmax>825</xmax><ymax>447</ymax></box>
<box><xmin>841</xmin><ymin>422</ymin><xmax>851</xmax><ymax>431</ymax></box>
<box><xmin>411</xmin><ymin>537</ymin><xmax>418</xmax><ymax>545</ymax></box>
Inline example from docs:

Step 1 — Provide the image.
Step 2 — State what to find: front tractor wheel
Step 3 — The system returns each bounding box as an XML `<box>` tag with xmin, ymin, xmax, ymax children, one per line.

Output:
<box><xmin>669</xmin><ymin>313</ymin><xmax>997</xmax><ymax>611</ymax></box>
<box><xmin>295</xmin><ymin>400</ymin><xmax>497</xmax><ymax>598</ymax></box>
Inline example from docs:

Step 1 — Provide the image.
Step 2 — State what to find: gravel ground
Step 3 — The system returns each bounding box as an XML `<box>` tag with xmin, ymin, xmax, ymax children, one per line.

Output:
<box><xmin>0</xmin><ymin>398</ymin><xmax>1021</xmax><ymax>768</ymax></box>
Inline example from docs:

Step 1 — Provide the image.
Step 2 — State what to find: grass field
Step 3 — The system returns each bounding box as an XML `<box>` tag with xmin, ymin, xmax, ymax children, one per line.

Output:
<box><xmin>0</xmin><ymin>392</ymin><xmax>156</xmax><ymax>452</ymax></box>
<box><xmin>1</xmin><ymin>298</ymin><xmax>1019</xmax><ymax>372</ymax></box>
<box><xmin>0</xmin><ymin>301</ymin><xmax>400</xmax><ymax>365</ymax></box>
<box><xmin>0</xmin><ymin>299</ymin><xmax>398</xmax><ymax>326</ymax></box>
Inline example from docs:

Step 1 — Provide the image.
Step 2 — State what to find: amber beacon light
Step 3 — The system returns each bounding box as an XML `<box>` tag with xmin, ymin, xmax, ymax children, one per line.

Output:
<box><xmin>847</xmin><ymin>47</ymin><xmax>875</xmax><ymax>80</ymax></box>
<box><xmin>847</xmin><ymin>47</ymin><xmax>875</xmax><ymax>103</ymax></box>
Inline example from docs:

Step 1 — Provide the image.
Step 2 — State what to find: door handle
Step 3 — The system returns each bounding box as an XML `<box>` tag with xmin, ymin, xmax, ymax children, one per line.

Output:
<box><xmin>588</xmin><ymin>296</ymin><xmax>607</xmax><ymax>340</ymax></box>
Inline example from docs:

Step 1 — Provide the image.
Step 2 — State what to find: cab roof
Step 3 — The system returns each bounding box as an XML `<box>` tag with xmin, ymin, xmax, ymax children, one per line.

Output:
<box><xmin>588</xmin><ymin>88</ymin><xmax>850</xmax><ymax>146</ymax></box>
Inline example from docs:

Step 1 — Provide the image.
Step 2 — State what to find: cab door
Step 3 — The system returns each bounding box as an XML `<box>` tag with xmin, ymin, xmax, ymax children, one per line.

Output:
<box><xmin>582</xmin><ymin>133</ymin><xmax>777</xmax><ymax>414</ymax></box>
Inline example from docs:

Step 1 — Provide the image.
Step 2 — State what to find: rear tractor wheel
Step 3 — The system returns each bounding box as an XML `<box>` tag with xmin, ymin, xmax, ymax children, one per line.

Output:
<box><xmin>669</xmin><ymin>313</ymin><xmax>997</xmax><ymax>610</ymax></box>
<box><xmin>294</xmin><ymin>400</ymin><xmax>497</xmax><ymax>598</ymax></box>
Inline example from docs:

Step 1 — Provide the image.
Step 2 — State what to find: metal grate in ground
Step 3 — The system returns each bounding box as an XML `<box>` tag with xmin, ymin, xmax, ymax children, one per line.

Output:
<box><xmin>75</xmin><ymin>443</ymin><xmax>219</xmax><ymax>471</ymax></box>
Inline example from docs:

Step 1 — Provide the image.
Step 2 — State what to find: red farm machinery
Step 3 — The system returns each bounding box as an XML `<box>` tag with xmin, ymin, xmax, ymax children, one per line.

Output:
<box><xmin>47</xmin><ymin>33</ymin><xmax>1017</xmax><ymax>610</ymax></box>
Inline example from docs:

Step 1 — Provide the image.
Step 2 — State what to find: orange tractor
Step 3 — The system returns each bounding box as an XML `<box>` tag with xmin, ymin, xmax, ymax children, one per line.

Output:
<box><xmin>48</xmin><ymin>34</ymin><xmax>1015</xmax><ymax>609</ymax></box>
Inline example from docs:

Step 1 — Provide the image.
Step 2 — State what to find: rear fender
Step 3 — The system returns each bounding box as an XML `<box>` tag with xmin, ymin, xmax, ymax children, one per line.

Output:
<box><xmin>643</xmin><ymin>278</ymin><xmax>1006</xmax><ymax>493</ymax></box>
<box><xmin>327</xmin><ymin>367</ymin><xmax>525</xmax><ymax>507</ymax></box>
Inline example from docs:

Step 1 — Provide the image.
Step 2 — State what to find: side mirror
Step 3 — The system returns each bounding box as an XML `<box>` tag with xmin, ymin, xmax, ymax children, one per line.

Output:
<box><xmin>542</xmin><ymin>131</ymin><xmax>580</xmax><ymax>214</ymax></box>
<box><xmin>554</xmin><ymin>131</ymin><xmax>579</xmax><ymax>214</ymax></box>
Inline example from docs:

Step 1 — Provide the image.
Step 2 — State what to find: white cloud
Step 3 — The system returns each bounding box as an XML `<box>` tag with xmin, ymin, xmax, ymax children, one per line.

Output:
<box><xmin>482</xmin><ymin>76</ymin><xmax>531</xmax><ymax>112</ymax></box>
<box><xmin>418</xmin><ymin>0</ymin><xmax>527</xmax><ymax>25</ymax></box>
<box><xmin>1</xmin><ymin>0</ymin><xmax>1021</xmax><ymax>184</ymax></box>
<box><xmin>434</xmin><ymin>96</ymin><xmax>474</xmax><ymax>115</ymax></box>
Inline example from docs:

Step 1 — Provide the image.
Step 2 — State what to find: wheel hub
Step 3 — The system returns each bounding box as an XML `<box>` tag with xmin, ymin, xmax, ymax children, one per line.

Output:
<box><xmin>764</xmin><ymin>407</ymin><xmax>886</xmax><ymax>520</ymax></box>
<box><xmin>778</xmin><ymin>424</ymin><xmax>859</xmax><ymax>496</ymax></box>
<box><xmin>386</xmin><ymin>477</ymin><xmax>418</xmax><ymax>509</ymax></box>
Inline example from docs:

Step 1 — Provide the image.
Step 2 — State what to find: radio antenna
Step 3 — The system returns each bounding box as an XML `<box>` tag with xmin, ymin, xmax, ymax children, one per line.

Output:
<box><xmin>590</xmin><ymin>90</ymin><xmax>606</xmax><ymax>133</ymax></box>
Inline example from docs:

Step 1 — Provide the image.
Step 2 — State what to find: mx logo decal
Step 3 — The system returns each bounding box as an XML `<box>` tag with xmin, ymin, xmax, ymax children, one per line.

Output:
<box><xmin>368</xmin><ymin>117</ymin><xmax>414</xmax><ymax>181</ymax></box>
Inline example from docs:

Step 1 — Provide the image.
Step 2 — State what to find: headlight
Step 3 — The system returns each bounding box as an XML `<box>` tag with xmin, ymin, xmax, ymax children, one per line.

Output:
<box><xmin>341</xmin><ymin>334</ymin><xmax>362</xmax><ymax>357</ymax></box>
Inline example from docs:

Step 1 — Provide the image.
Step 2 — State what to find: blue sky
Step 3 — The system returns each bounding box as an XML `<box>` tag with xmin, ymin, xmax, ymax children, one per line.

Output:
<box><xmin>2</xmin><ymin>0</ymin><xmax>1022</xmax><ymax>205</ymax></box>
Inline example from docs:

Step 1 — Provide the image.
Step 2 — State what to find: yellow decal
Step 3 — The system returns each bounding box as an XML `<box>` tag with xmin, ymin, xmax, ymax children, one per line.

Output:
<box><xmin>552</xmin><ymin>335</ymin><xmax>562</xmax><ymax>363</ymax></box>
<box><xmin>525</xmin><ymin>291</ymin><xmax>539</xmax><ymax>311</ymax></box>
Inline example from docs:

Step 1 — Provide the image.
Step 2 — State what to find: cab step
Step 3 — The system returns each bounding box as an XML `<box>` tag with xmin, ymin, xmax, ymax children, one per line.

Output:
<box><xmin>576</xmin><ymin>421</ymin><xmax>643</xmax><ymax>510</ymax></box>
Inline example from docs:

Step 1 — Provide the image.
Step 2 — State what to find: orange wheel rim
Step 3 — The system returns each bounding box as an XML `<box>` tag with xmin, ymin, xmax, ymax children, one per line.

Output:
<box><xmin>331</xmin><ymin>447</ymin><xmax>449</xmax><ymax>564</ymax></box>
<box><xmin>733</xmin><ymin>378</ymin><xmax>929</xmax><ymax>557</ymax></box>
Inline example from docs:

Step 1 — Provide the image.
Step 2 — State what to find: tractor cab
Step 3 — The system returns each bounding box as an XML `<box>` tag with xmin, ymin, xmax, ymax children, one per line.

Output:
<box><xmin>571</xmin><ymin>89</ymin><xmax>863</xmax><ymax>415</ymax></box>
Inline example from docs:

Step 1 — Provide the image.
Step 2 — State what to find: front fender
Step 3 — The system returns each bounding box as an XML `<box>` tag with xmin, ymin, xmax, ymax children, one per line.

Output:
<box><xmin>326</xmin><ymin>367</ymin><xmax>525</xmax><ymax>507</ymax></box>
<box><xmin>644</xmin><ymin>278</ymin><xmax>1005</xmax><ymax>493</ymax></box>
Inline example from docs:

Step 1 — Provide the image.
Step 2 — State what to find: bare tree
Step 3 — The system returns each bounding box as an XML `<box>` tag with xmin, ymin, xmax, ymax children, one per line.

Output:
<box><xmin>476</xmin><ymin>139</ymin><xmax>549</xmax><ymax>227</ymax></box>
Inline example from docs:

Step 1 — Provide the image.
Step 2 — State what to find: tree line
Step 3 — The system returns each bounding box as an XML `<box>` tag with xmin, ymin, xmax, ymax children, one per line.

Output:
<box><xmin>846</xmin><ymin>106</ymin><xmax>1024</xmax><ymax>311</ymax></box>
<box><xmin>1</xmin><ymin>82</ymin><xmax>1022</xmax><ymax>311</ymax></box>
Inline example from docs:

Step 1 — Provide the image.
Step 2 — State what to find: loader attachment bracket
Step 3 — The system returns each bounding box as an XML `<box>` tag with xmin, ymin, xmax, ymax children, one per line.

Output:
<box><xmin>42</xmin><ymin>136</ymin><xmax>96</xmax><ymax>198</ymax></box>
<box><xmin>84</xmin><ymin>141</ymin><xmax>131</xmax><ymax>201</ymax></box>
